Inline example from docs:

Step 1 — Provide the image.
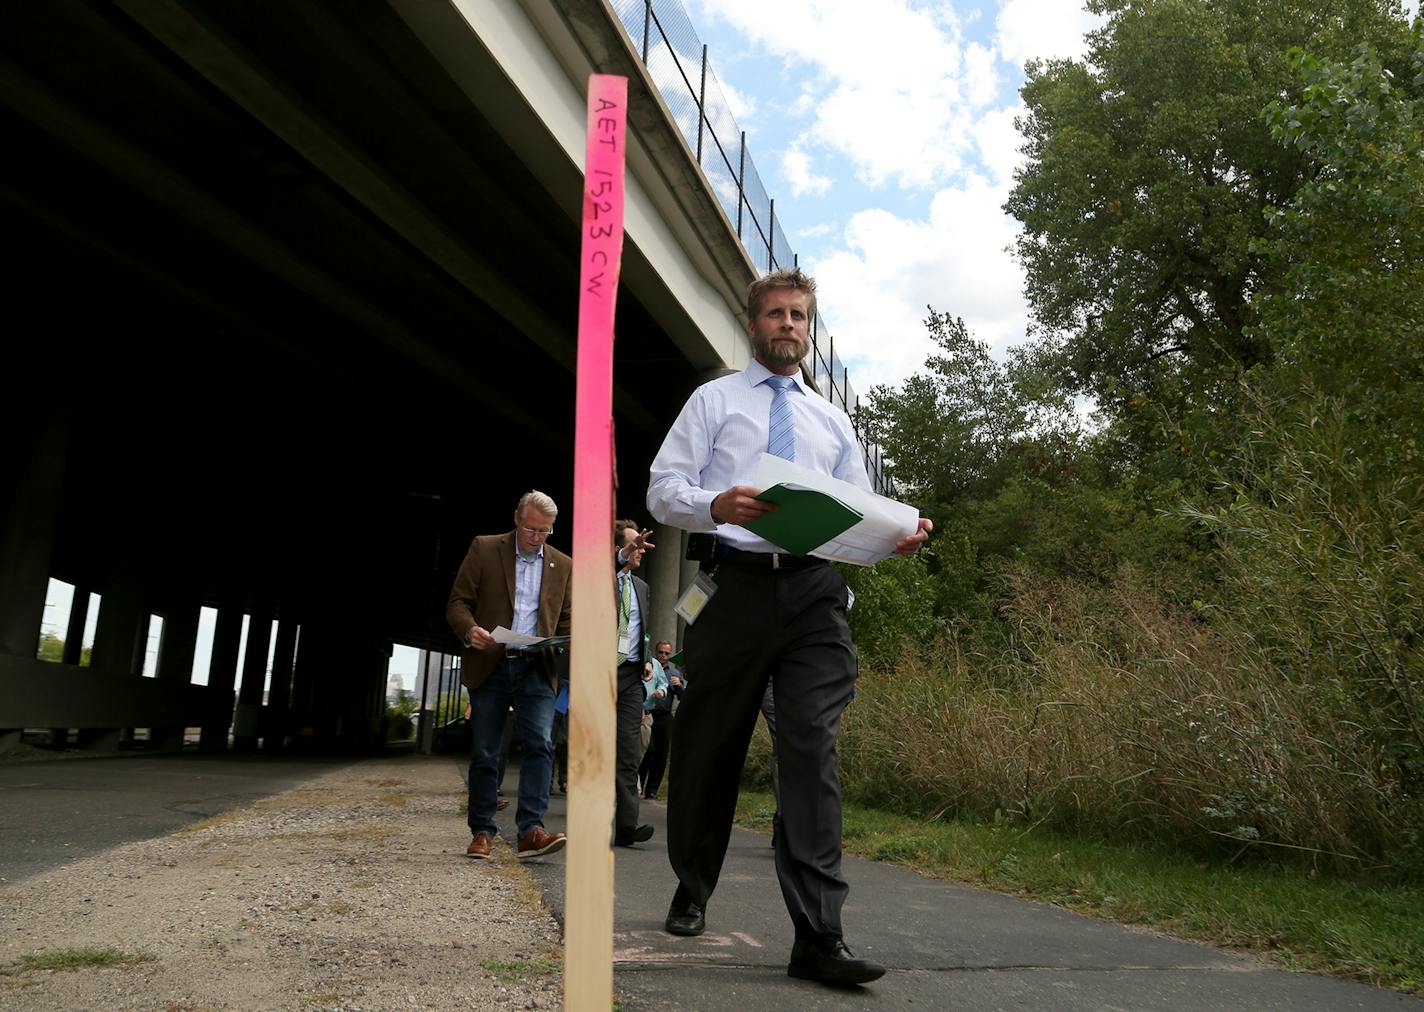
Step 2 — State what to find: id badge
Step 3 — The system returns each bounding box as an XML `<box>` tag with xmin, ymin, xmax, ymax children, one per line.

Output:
<box><xmin>617</xmin><ymin>630</ymin><xmax>631</xmax><ymax>657</ymax></box>
<box><xmin>674</xmin><ymin>571</ymin><xmax>718</xmax><ymax>625</ymax></box>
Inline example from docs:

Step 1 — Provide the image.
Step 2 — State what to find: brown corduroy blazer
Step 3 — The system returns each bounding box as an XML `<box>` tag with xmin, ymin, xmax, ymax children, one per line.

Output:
<box><xmin>445</xmin><ymin>531</ymin><xmax>573</xmax><ymax>692</ymax></box>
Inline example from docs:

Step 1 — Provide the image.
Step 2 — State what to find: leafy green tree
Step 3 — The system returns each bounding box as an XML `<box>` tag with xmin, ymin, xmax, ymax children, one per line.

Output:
<box><xmin>1192</xmin><ymin>29</ymin><xmax>1424</xmax><ymax>788</ymax></box>
<box><xmin>36</xmin><ymin>631</ymin><xmax>64</xmax><ymax>662</ymax></box>
<box><xmin>840</xmin><ymin>556</ymin><xmax>942</xmax><ymax>670</ymax></box>
<box><xmin>860</xmin><ymin>310</ymin><xmax>1078</xmax><ymax>513</ymax></box>
<box><xmin>1255</xmin><ymin>31</ymin><xmax>1424</xmax><ymax>466</ymax></box>
<box><xmin>1006</xmin><ymin>0</ymin><xmax>1413</xmax><ymax>429</ymax></box>
<box><xmin>384</xmin><ymin>688</ymin><xmax>419</xmax><ymax>740</ymax></box>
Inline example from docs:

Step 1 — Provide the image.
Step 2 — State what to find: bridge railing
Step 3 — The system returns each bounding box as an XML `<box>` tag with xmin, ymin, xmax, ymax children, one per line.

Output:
<box><xmin>610</xmin><ymin>0</ymin><xmax>888</xmax><ymax>493</ymax></box>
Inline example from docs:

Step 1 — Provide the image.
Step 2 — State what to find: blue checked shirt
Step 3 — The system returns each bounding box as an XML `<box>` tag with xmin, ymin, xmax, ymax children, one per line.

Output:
<box><xmin>513</xmin><ymin>544</ymin><xmax>544</xmax><ymax>637</ymax></box>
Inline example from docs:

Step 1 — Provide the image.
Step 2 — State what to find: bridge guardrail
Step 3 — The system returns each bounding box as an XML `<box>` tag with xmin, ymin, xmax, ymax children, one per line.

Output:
<box><xmin>610</xmin><ymin>0</ymin><xmax>888</xmax><ymax>492</ymax></box>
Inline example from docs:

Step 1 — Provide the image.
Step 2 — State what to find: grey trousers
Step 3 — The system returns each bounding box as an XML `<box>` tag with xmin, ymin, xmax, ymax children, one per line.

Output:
<box><xmin>666</xmin><ymin>560</ymin><xmax>856</xmax><ymax>941</ymax></box>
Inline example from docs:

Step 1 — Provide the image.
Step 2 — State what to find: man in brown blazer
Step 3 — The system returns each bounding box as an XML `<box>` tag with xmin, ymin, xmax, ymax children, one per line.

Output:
<box><xmin>447</xmin><ymin>490</ymin><xmax>572</xmax><ymax>861</ymax></box>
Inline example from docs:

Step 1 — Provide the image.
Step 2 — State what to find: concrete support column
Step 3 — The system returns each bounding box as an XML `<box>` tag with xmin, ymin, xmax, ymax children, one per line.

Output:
<box><xmin>0</xmin><ymin>403</ymin><xmax>67</xmax><ymax>661</ymax></box>
<box><xmin>87</xmin><ymin>564</ymin><xmax>145</xmax><ymax>750</ymax></box>
<box><xmin>263</xmin><ymin>618</ymin><xmax>299</xmax><ymax>752</ymax></box>
<box><xmin>50</xmin><ymin>588</ymin><xmax>91</xmax><ymax>745</ymax></box>
<box><xmin>288</xmin><ymin>621</ymin><xmax>322</xmax><ymax>749</ymax></box>
<box><xmin>647</xmin><ymin>520</ymin><xmax>683</xmax><ymax>651</ymax></box>
<box><xmin>233</xmin><ymin>607</ymin><xmax>272</xmax><ymax>752</ymax></box>
<box><xmin>89</xmin><ymin>583</ymin><xmax>144</xmax><ymax>674</ymax></box>
<box><xmin>200</xmin><ymin>601</ymin><xmax>243</xmax><ymax>751</ymax></box>
<box><xmin>150</xmin><ymin>600</ymin><xmax>199</xmax><ymax>753</ymax></box>
<box><xmin>61</xmin><ymin>588</ymin><xmax>90</xmax><ymax>666</ymax></box>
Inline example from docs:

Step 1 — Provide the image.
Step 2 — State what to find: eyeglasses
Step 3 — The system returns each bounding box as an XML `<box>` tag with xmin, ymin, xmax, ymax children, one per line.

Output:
<box><xmin>520</xmin><ymin>526</ymin><xmax>553</xmax><ymax>537</ymax></box>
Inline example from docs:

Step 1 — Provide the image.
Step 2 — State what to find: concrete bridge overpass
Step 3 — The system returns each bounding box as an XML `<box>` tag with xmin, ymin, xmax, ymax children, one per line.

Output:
<box><xmin>0</xmin><ymin>0</ymin><xmax>881</xmax><ymax>754</ymax></box>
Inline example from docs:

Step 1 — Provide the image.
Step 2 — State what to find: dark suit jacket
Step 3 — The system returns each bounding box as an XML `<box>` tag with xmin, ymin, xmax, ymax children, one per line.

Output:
<box><xmin>616</xmin><ymin>570</ymin><xmax>653</xmax><ymax>666</ymax></box>
<box><xmin>446</xmin><ymin>530</ymin><xmax>573</xmax><ymax>692</ymax></box>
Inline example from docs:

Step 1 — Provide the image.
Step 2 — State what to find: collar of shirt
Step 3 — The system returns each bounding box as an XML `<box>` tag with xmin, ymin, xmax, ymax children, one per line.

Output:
<box><xmin>515</xmin><ymin>543</ymin><xmax>544</xmax><ymax>564</ymax></box>
<box><xmin>746</xmin><ymin>358</ymin><xmax>809</xmax><ymax>395</ymax></box>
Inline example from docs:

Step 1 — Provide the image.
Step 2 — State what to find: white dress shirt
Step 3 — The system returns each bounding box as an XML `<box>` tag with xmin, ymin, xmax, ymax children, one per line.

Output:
<box><xmin>618</xmin><ymin>571</ymin><xmax>643</xmax><ymax>662</ymax></box>
<box><xmin>647</xmin><ymin>359</ymin><xmax>872</xmax><ymax>552</ymax></box>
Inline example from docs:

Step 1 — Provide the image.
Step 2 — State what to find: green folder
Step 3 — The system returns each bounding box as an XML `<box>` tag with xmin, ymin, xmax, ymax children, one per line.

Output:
<box><xmin>743</xmin><ymin>483</ymin><xmax>863</xmax><ymax>556</ymax></box>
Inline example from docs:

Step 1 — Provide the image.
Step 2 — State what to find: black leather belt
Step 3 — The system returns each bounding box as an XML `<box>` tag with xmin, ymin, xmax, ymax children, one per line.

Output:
<box><xmin>719</xmin><ymin>547</ymin><xmax>826</xmax><ymax>571</ymax></box>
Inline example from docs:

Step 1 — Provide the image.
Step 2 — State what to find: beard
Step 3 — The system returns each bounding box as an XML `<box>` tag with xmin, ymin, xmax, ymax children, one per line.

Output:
<box><xmin>755</xmin><ymin>332</ymin><xmax>808</xmax><ymax>368</ymax></box>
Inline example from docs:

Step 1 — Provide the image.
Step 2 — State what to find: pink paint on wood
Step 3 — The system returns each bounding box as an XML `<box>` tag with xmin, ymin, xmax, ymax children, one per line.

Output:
<box><xmin>566</xmin><ymin>73</ymin><xmax>628</xmax><ymax>1012</ymax></box>
<box><xmin>572</xmin><ymin>73</ymin><xmax>628</xmax><ymax>537</ymax></box>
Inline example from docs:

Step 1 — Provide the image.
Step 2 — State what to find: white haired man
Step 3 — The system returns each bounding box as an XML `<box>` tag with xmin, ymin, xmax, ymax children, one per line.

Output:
<box><xmin>447</xmin><ymin>490</ymin><xmax>571</xmax><ymax>861</ymax></box>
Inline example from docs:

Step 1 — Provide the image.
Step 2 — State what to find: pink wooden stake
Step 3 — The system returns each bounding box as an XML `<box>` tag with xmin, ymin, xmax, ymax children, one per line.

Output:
<box><xmin>565</xmin><ymin>72</ymin><xmax>627</xmax><ymax>1012</ymax></box>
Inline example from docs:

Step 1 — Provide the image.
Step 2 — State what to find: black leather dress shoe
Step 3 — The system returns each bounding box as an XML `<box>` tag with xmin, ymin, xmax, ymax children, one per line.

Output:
<box><xmin>787</xmin><ymin>937</ymin><xmax>885</xmax><ymax>986</ymax></box>
<box><xmin>613</xmin><ymin>824</ymin><xmax>654</xmax><ymax>847</ymax></box>
<box><xmin>664</xmin><ymin>895</ymin><xmax>705</xmax><ymax>936</ymax></box>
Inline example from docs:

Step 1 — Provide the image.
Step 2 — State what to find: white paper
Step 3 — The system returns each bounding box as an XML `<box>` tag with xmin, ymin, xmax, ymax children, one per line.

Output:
<box><xmin>491</xmin><ymin>626</ymin><xmax>556</xmax><ymax>649</ymax></box>
<box><xmin>752</xmin><ymin>454</ymin><xmax>920</xmax><ymax>566</ymax></box>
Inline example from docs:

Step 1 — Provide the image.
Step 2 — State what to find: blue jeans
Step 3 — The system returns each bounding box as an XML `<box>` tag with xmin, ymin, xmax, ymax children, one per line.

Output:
<box><xmin>467</xmin><ymin>655</ymin><xmax>556</xmax><ymax>839</ymax></box>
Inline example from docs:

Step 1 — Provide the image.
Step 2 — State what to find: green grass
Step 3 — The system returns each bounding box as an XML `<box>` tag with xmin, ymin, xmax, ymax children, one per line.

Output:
<box><xmin>15</xmin><ymin>947</ymin><xmax>154</xmax><ymax>973</ymax></box>
<box><xmin>478</xmin><ymin>957</ymin><xmax>561</xmax><ymax>983</ymax></box>
<box><xmin>734</xmin><ymin>789</ymin><xmax>1424</xmax><ymax>992</ymax></box>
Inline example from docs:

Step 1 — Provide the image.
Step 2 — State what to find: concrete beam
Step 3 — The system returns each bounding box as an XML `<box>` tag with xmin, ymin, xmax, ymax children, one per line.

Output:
<box><xmin>396</xmin><ymin>0</ymin><xmax>752</xmax><ymax>372</ymax></box>
<box><xmin>0</xmin><ymin>654</ymin><xmax>219</xmax><ymax>728</ymax></box>
<box><xmin>0</xmin><ymin>55</ymin><xmax>572</xmax><ymax>450</ymax></box>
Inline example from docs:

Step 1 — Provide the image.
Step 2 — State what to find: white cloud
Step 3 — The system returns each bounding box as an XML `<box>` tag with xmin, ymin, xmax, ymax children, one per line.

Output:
<box><xmin>964</xmin><ymin>40</ymin><xmax>1000</xmax><ymax>107</ymax></box>
<box><xmin>969</xmin><ymin>103</ymin><xmax>1025</xmax><ymax>187</ymax></box>
<box><xmin>698</xmin><ymin>0</ymin><xmax>977</xmax><ymax>189</ymax></box>
<box><xmin>995</xmin><ymin>0</ymin><xmax>1101</xmax><ymax>70</ymax></box>
<box><xmin>713</xmin><ymin>74</ymin><xmax>758</xmax><ymax>125</ymax></box>
<box><xmin>808</xmin><ymin>176</ymin><xmax>1029</xmax><ymax>391</ymax></box>
<box><xmin>782</xmin><ymin>144</ymin><xmax>833</xmax><ymax>197</ymax></box>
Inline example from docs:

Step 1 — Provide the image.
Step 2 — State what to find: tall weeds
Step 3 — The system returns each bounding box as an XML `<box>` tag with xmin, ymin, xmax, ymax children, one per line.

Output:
<box><xmin>817</xmin><ymin>568</ymin><xmax>1420</xmax><ymax>877</ymax></box>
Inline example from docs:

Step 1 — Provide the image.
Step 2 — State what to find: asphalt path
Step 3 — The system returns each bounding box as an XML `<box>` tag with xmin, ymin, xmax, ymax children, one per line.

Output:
<box><xmin>490</xmin><ymin>761</ymin><xmax>1422</xmax><ymax>1011</ymax></box>
<box><xmin>0</xmin><ymin>751</ymin><xmax>353</xmax><ymax>885</ymax></box>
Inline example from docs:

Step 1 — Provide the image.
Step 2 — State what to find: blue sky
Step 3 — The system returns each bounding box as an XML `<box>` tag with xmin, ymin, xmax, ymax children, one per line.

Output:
<box><xmin>668</xmin><ymin>0</ymin><xmax>1105</xmax><ymax>394</ymax></box>
<box><xmin>667</xmin><ymin>0</ymin><xmax>1419</xmax><ymax>396</ymax></box>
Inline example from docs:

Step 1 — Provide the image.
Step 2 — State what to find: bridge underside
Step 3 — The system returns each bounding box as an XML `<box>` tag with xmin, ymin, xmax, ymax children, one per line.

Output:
<box><xmin>0</xmin><ymin>0</ymin><xmax>710</xmax><ymax>750</ymax></box>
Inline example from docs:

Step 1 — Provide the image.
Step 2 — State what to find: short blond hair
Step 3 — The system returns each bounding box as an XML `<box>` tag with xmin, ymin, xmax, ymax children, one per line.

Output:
<box><xmin>747</xmin><ymin>267</ymin><xmax>817</xmax><ymax>321</ymax></box>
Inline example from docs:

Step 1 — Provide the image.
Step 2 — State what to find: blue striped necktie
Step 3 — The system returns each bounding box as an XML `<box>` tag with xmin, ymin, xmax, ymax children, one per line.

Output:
<box><xmin>766</xmin><ymin>375</ymin><xmax>796</xmax><ymax>461</ymax></box>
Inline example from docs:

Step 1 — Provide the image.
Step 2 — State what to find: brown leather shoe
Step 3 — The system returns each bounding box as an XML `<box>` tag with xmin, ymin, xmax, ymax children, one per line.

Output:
<box><xmin>516</xmin><ymin>826</ymin><xmax>566</xmax><ymax>860</ymax></box>
<box><xmin>465</xmin><ymin>832</ymin><xmax>493</xmax><ymax>860</ymax></box>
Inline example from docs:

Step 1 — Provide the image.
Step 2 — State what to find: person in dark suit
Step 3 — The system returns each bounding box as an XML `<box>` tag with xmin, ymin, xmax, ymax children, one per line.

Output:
<box><xmin>447</xmin><ymin>490</ymin><xmax>572</xmax><ymax>862</ymax></box>
<box><xmin>646</xmin><ymin>269</ymin><xmax>931</xmax><ymax>986</ymax></box>
<box><xmin>638</xmin><ymin>640</ymin><xmax>680</xmax><ymax>800</ymax></box>
<box><xmin>612</xmin><ymin>518</ymin><xmax>657</xmax><ymax>847</ymax></box>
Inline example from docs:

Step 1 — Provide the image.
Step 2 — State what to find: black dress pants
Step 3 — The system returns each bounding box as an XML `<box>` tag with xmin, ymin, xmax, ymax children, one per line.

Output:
<box><xmin>614</xmin><ymin>660</ymin><xmax>646</xmax><ymax>834</ymax></box>
<box><xmin>638</xmin><ymin>709</ymin><xmax>672</xmax><ymax>797</ymax></box>
<box><xmin>666</xmin><ymin>559</ymin><xmax>856</xmax><ymax>940</ymax></box>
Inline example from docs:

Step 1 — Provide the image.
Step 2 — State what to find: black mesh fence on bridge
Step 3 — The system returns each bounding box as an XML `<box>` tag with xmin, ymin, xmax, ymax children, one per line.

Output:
<box><xmin>609</xmin><ymin>0</ymin><xmax>888</xmax><ymax>493</ymax></box>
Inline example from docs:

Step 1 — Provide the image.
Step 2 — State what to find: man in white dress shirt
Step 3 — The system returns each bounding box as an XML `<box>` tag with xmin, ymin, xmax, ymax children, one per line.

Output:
<box><xmin>646</xmin><ymin>268</ymin><xmax>931</xmax><ymax>986</ymax></box>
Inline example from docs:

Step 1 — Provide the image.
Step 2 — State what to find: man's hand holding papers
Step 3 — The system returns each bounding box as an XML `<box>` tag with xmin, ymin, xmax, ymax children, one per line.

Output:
<box><xmin>742</xmin><ymin>454</ymin><xmax>930</xmax><ymax>566</ymax></box>
<box><xmin>490</xmin><ymin>626</ymin><xmax>570</xmax><ymax>651</ymax></box>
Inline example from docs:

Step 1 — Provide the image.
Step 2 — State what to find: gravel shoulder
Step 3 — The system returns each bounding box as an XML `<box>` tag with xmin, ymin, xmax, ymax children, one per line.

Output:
<box><xmin>0</xmin><ymin>754</ymin><xmax>563</xmax><ymax>1011</ymax></box>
